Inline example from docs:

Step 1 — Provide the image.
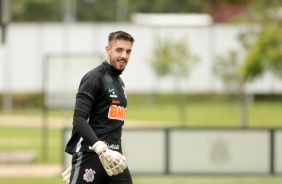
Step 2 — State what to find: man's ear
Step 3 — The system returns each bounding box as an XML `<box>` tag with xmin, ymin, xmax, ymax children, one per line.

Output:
<box><xmin>105</xmin><ymin>45</ymin><xmax>110</xmax><ymax>55</ymax></box>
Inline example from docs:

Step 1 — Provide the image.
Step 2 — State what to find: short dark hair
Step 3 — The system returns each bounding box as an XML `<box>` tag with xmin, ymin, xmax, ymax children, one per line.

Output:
<box><xmin>108</xmin><ymin>31</ymin><xmax>134</xmax><ymax>45</ymax></box>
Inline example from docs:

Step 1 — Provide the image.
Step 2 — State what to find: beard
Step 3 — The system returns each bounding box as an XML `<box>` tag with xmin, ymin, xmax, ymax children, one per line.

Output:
<box><xmin>109</xmin><ymin>57</ymin><xmax>127</xmax><ymax>73</ymax></box>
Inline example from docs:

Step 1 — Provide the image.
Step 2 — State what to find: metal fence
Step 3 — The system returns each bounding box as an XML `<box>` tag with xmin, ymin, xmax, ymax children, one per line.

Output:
<box><xmin>63</xmin><ymin>128</ymin><xmax>282</xmax><ymax>175</ymax></box>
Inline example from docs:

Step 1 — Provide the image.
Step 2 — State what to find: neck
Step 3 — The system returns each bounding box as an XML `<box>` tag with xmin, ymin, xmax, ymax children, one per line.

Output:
<box><xmin>104</xmin><ymin>61</ymin><xmax>122</xmax><ymax>75</ymax></box>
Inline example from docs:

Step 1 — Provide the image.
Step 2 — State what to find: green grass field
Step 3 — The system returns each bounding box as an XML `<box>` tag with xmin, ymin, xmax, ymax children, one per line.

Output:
<box><xmin>7</xmin><ymin>94</ymin><xmax>282</xmax><ymax>128</ymax></box>
<box><xmin>0</xmin><ymin>95</ymin><xmax>281</xmax><ymax>183</ymax></box>
<box><xmin>0</xmin><ymin>126</ymin><xmax>61</xmax><ymax>163</ymax></box>
<box><xmin>1</xmin><ymin>175</ymin><xmax>282</xmax><ymax>184</ymax></box>
<box><xmin>127</xmin><ymin>100</ymin><xmax>282</xmax><ymax>128</ymax></box>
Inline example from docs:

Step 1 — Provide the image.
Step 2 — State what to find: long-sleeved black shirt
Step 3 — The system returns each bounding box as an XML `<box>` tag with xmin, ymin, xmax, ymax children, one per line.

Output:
<box><xmin>65</xmin><ymin>61</ymin><xmax>127</xmax><ymax>154</ymax></box>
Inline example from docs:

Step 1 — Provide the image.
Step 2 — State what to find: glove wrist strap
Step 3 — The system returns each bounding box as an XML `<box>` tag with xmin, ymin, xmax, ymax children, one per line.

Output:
<box><xmin>90</xmin><ymin>141</ymin><xmax>107</xmax><ymax>154</ymax></box>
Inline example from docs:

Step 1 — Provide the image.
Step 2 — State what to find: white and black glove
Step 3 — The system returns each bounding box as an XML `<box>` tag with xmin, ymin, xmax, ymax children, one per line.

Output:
<box><xmin>62</xmin><ymin>165</ymin><xmax>72</xmax><ymax>184</ymax></box>
<box><xmin>89</xmin><ymin>141</ymin><xmax>127</xmax><ymax>176</ymax></box>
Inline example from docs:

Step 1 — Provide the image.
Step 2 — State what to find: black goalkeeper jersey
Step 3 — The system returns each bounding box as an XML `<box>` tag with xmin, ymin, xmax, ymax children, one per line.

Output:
<box><xmin>65</xmin><ymin>61</ymin><xmax>127</xmax><ymax>154</ymax></box>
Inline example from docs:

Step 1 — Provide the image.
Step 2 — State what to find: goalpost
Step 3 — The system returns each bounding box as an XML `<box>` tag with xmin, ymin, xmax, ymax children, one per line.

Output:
<box><xmin>42</xmin><ymin>52</ymin><xmax>103</xmax><ymax>162</ymax></box>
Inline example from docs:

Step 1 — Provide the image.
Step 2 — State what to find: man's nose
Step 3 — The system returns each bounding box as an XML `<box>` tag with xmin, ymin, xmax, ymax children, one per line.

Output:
<box><xmin>121</xmin><ymin>51</ymin><xmax>127</xmax><ymax>58</ymax></box>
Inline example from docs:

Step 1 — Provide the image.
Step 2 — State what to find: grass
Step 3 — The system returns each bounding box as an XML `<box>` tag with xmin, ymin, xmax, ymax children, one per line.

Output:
<box><xmin>4</xmin><ymin>95</ymin><xmax>282</xmax><ymax>128</ymax></box>
<box><xmin>126</xmin><ymin>100</ymin><xmax>282</xmax><ymax>128</ymax></box>
<box><xmin>0</xmin><ymin>95</ymin><xmax>281</xmax><ymax>164</ymax></box>
<box><xmin>1</xmin><ymin>175</ymin><xmax>282</xmax><ymax>184</ymax></box>
<box><xmin>133</xmin><ymin>175</ymin><xmax>282</xmax><ymax>184</ymax></box>
<box><xmin>0</xmin><ymin>126</ymin><xmax>62</xmax><ymax>163</ymax></box>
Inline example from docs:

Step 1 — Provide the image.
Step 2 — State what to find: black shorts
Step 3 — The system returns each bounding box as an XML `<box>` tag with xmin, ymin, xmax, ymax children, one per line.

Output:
<box><xmin>69</xmin><ymin>151</ymin><xmax>132</xmax><ymax>184</ymax></box>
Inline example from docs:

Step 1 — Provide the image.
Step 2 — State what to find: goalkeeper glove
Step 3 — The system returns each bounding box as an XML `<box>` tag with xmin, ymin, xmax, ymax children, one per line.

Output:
<box><xmin>89</xmin><ymin>141</ymin><xmax>127</xmax><ymax>176</ymax></box>
<box><xmin>62</xmin><ymin>165</ymin><xmax>71</xmax><ymax>184</ymax></box>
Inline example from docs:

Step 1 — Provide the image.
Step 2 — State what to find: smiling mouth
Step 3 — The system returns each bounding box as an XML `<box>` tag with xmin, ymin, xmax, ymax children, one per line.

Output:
<box><xmin>118</xmin><ymin>60</ymin><xmax>126</xmax><ymax>64</ymax></box>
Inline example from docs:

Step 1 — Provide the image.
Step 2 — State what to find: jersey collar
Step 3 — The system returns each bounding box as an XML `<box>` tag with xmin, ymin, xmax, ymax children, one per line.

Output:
<box><xmin>103</xmin><ymin>61</ymin><xmax>122</xmax><ymax>76</ymax></box>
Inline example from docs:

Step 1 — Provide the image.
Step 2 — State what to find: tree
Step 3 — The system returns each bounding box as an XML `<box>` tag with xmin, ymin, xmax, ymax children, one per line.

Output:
<box><xmin>9</xmin><ymin>0</ymin><xmax>267</xmax><ymax>23</ymax></box>
<box><xmin>202</xmin><ymin>0</ymin><xmax>253</xmax><ymax>23</ymax></box>
<box><xmin>213</xmin><ymin>1</ymin><xmax>282</xmax><ymax>128</ymax></box>
<box><xmin>149</xmin><ymin>37</ymin><xmax>198</xmax><ymax>125</ymax></box>
<box><xmin>213</xmin><ymin>49</ymin><xmax>249</xmax><ymax>127</ymax></box>
<box><xmin>11</xmin><ymin>0</ymin><xmax>61</xmax><ymax>22</ymax></box>
<box><xmin>240</xmin><ymin>19</ymin><xmax>282</xmax><ymax>81</ymax></box>
<box><xmin>239</xmin><ymin>0</ymin><xmax>282</xmax><ymax>80</ymax></box>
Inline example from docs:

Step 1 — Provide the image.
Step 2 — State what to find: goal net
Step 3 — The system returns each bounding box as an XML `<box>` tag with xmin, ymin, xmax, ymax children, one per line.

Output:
<box><xmin>43</xmin><ymin>53</ymin><xmax>104</xmax><ymax>109</ymax></box>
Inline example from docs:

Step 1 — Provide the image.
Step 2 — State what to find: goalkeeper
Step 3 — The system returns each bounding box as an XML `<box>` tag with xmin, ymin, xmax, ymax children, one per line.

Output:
<box><xmin>63</xmin><ymin>31</ymin><xmax>134</xmax><ymax>184</ymax></box>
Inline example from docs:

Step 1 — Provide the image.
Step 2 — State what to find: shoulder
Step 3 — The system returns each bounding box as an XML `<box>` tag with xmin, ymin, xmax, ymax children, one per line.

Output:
<box><xmin>77</xmin><ymin>63</ymin><xmax>105</xmax><ymax>97</ymax></box>
<box><xmin>82</xmin><ymin>63</ymin><xmax>105</xmax><ymax>81</ymax></box>
<box><xmin>77</xmin><ymin>63</ymin><xmax>106</xmax><ymax>91</ymax></box>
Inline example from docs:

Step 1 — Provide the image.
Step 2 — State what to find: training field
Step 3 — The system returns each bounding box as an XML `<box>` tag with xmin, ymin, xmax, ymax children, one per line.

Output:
<box><xmin>0</xmin><ymin>95</ymin><xmax>281</xmax><ymax>183</ymax></box>
<box><xmin>0</xmin><ymin>175</ymin><xmax>282</xmax><ymax>184</ymax></box>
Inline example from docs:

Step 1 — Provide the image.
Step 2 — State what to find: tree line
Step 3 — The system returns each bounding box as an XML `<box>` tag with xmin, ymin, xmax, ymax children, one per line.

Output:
<box><xmin>8</xmin><ymin>0</ymin><xmax>270</xmax><ymax>23</ymax></box>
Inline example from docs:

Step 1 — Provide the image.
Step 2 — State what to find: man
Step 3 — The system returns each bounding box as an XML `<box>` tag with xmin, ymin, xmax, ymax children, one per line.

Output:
<box><xmin>62</xmin><ymin>30</ymin><xmax>134</xmax><ymax>184</ymax></box>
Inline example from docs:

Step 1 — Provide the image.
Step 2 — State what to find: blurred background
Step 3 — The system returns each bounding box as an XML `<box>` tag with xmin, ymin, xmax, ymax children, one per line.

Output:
<box><xmin>0</xmin><ymin>0</ymin><xmax>282</xmax><ymax>183</ymax></box>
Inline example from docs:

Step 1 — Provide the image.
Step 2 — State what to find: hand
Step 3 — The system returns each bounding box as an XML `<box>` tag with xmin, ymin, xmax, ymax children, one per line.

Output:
<box><xmin>89</xmin><ymin>141</ymin><xmax>127</xmax><ymax>176</ymax></box>
<box><xmin>62</xmin><ymin>165</ymin><xmax>71</xmax><ymax>184</ymax></box>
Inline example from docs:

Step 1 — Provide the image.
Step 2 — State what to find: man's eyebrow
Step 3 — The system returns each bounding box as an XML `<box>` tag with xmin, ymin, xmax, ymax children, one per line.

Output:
<box><xmin>115</xmin><ymin>47</ymin><xmax>132</xmax><ymax>51</ymax></box>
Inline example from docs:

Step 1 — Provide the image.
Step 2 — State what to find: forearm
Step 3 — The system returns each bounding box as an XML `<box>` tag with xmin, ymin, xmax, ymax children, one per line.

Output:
<box><xmin>73</xmin><ymin>114</ymin><xmax>99</xmax><ymax>146</ymax></box>
<box><xmin>73</xmin><ymin>93</ymin><xmax>99</xmax><ymax>146</ymax></box>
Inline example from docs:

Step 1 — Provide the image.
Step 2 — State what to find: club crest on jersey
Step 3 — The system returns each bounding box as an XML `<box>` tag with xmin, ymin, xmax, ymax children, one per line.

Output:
<box><xmin>83</xmin><ymin>168</ymin><xmax>96</xmax><ymax>182</ymax></box>
<box><xmin>109</xmin><ymin>88</ymin><xmax>117</xmax><ymax>98</ymax></box>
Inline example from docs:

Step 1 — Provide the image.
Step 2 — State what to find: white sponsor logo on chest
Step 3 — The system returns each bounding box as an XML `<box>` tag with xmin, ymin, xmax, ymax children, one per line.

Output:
<box><xmin>109</xmin><ymin>88</ymin><xmax>117</xmax><ymax>98</ymax></box>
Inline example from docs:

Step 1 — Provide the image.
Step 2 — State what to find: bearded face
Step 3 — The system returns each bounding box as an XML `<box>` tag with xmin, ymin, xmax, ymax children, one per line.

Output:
<box><xmin>106</xmin><ymin>39</ymin><xmax>133</xmax><ymax>73</ymax></box>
